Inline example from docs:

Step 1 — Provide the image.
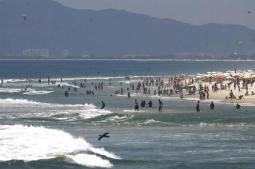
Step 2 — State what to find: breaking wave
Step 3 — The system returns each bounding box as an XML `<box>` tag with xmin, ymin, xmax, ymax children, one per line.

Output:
<box><xmin>23</xmin><ymin>90</ymin><xmax>54</xmax><ymax>95</ymax></box>
<box><xmin>0</xmin><ymin>98</ymin><xmax>113</xmax><ymax>120</ymax></box>
<box><xmin>0</xmin><ymin>125</ymin><xmax>120</xmax><ymax>168</ymax></box>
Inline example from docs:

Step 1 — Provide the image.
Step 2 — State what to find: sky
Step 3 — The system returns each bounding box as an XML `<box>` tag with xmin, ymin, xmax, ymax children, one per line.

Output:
<box><xmin>54</xmin><ymin>0</ymin><xmax>255</xmax><ymax>30</ymax></box>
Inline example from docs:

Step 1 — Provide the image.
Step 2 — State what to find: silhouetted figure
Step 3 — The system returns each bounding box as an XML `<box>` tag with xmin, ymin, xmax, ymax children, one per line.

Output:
<box><xmin>196</xmin><ymin>101</ymin><xmax>200</xmax><ymax>112</ymax></box>
<box><xmin>101</xmin><ymin>101</ymin><xmax>105</xmax><ymax>109</ymax></box>
<box><xmin>141</xmin><ymin>100</ymin><xmax>146</xmax><ymax>108</ymax></box>
<box><xmin>158</xmin><ymin>99</ymin><xmax>163</xmax><ymax>112</ymax></box>
<box><xmin>98</xmin><ymin>132</ymin><xmax>110</xmax><ymax>141</ymax></box>
<box><xmin>148</xmin><ymin>100</ymin><xmax>153</xmax><ymax>108</ymax></box>
<box><xmin>236</xmin><ymin>103</ymin><xmax>241</xmax><ymax>109</ymax></box>
<box><xmin>135</xmin><ymin>99</ymin><xmax>139</xmax><ymax>111</ymax></box>
<box><xmin>74</xmin><ymin>87</ymin><xmax>77</xmax><ymax>92</ymax></box>
<box><xmin>210</xmin><ymin>101</ymin><xmax>215</xmax><ymax>110</ymax></box>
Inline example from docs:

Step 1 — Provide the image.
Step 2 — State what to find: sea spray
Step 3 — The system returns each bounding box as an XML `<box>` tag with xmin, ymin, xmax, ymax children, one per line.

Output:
<box><xmin>0</xmin><ymin>125</ymin><xmax>120</xmax><ymax>168</ymax></box>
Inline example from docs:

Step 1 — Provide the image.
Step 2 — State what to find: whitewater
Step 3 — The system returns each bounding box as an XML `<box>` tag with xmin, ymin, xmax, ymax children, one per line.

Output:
<box><xmin>0</xmin><ymin>125</ymin><xmax>120</xmax><ymax>168</ymax></box>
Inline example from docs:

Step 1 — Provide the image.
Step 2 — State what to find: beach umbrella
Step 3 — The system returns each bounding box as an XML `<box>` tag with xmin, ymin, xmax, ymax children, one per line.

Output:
<box><xmin>233</xmin><ymin>72</ymin><xmax>241</xmax><ymax>78</ymax></box>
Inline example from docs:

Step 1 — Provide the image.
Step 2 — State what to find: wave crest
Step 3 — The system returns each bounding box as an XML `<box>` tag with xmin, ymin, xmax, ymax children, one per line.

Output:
<box><xmin>0</xmin><ymin>125</ymin><xmax>120</xmax><ymax>168</ymax></box>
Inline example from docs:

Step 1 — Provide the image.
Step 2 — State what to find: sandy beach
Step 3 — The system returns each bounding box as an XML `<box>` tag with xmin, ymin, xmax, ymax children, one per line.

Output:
<box><xmin>127</xmin><ymin>69</ymin><xmax>255</xmax><ymax>105</ymax></box>
<box><xmin>187</xmin><ymin>80</ymin><xmax>255</xmax><ymax>104</ymax></box>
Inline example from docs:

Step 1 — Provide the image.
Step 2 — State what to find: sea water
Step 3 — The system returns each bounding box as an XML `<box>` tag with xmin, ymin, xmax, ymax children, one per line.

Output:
<box><xmin>0</xmin><ymin>60</ymin><xmax>255</xmax><ymax>169</ymax></box>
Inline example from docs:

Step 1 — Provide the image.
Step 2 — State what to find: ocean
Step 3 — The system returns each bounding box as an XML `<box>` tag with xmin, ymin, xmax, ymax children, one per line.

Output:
<box><xmin>0</xmin><ymin>60</ymin><xmax>255</xmax><ymax>169</ymax></box>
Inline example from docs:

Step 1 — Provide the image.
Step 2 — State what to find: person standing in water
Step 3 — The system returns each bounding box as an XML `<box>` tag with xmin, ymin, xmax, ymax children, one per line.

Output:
<box><xmin>135</xmin><ymin>99</ymin><xmax>139</xmax><ymax>111</ymax></box>
<box><xmin>236</xmin><ymin>103</ymin><xmax>241</xmax><ymax>109</ymax></box>
<box><xmin>128</xmin><ymin>92</ymin><xmax>131</xmax><ymax>98</ymax></box>
<box><xmin>101</xmin><ymin>101</ymin><xmax>105</xmax><ymax>109</ymax></box>
<box><xmin>48</xmin><ymin>76</ymin><xmax>50</xmax><ymax>85</ymax></box>
<box><xmin>158</xmin><ymin>99</ymin><xmax>163</xmax><ymax>112</ymax></box>
<box><xmin>210</xmin><ymin>101</ymin><xmax>215</xmax><ymax>110</ymax></box>
<box><xmin>196</xmin><ymin>101</ymin><xmax>200</xmax><ymax>112</ymax></box>
<box><xmin>148</xmin><ymin>100</ymin><xmax>153</xmax><ymax>108</ymax></box>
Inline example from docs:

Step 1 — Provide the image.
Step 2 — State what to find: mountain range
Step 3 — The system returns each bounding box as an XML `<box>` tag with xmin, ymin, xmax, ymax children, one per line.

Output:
<box><xmin>1</xmin><ymin>0</ymin><xmax>255</xmax><ymax>59</ymax></box>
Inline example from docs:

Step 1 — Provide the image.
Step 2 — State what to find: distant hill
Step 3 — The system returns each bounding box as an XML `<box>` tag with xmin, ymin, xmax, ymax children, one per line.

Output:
<box><xmin>1</xmin><ymin>0</ymin><xmax>255</xmax><ymax>58</ymax></box>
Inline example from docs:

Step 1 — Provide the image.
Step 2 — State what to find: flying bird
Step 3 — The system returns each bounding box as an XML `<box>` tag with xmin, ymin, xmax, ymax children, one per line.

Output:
<box><xmin>98</xmin><ymin>132</ymin><xmax>110</xmax><ymax>141</ymax></box>
<box><xmin>248</xmin><ymin>11</ymin><xmax>252</xmax><ymax>14</ymax></box>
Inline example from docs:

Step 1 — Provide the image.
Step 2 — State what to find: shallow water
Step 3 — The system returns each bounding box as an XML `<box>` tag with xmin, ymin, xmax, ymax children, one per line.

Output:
<box><xmin>0</xmin><ymin>60</ymin><xmax>255</xmax><ymax>169</ymax></box>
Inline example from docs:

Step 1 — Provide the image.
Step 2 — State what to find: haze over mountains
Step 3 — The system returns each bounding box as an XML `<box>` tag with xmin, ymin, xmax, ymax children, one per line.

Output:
<box><xmin>1</xmin><ymin>0</ymin><xmax>255</xmax><ymax>59</ymax></box>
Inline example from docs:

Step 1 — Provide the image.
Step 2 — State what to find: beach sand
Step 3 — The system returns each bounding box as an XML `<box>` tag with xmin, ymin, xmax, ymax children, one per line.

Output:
<box><xmin>184</xmin><ymin>80</ymin><xmax>255</xmax><ymax>104</ymax></box>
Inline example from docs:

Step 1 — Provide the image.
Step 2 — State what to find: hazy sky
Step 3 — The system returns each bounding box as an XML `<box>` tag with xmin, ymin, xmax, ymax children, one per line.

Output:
<box><xmin>54</xmin><ymin>0</ymin><xmax>255</xmax><ymax>30</ymax></box>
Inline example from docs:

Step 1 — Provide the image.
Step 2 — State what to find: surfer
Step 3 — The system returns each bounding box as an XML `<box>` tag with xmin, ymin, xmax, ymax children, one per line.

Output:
<box><xmin>210</xmin><ymin>101</ymin><xmax>215</xmax><ymax>110</ymax></box>
<box><xmin>101</xmin><ymin>101</ymin><xmax>105</xmax><ymax>109</ymax></box>
<box><xmin>196</xmin><ymin>101</ymin><xmax>200</xmax><ymax>112</ymax></box>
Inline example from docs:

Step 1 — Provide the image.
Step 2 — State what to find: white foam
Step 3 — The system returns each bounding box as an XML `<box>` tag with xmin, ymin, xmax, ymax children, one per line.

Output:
<box><xmin>0</xmin><ymin>98</ymin><xmax>113</xmax><ymax>120</ymax></box>
<box><xmin>55</xmin><ymin>82</ymin><xmax>80</xmax><ymax>88</ymax></box>
<box><xmin>144</xmin><ymin>119</ymin><xmax>162</xmax><ymax>125</ymax></box>
<box><xmin>38</xmin><ymin>76</ymin><xmax>125</xmax><ymax>82</ymax></box>
<box><xmin>0</xmin><ymin>98</ymin><xmax>83</xmax><ymax>108</ymax></box>
<box><xmin>0</xmin><ymin>125</ymin><xmax>120</xmax><ymax>168</ymax></box>
<box><xmin>0</xmin><ymin>88</ymin><xmax>22</xmax><ymax>93</ymax></box>
<box><xmin>123</xmin><ymin>109</ymin><xmax>146</xmax><ymax>113</ymax></box>
<box><xmin>23</xmin><ymin>90</ymin><xmax>54</xmax><ymax>95</ymax></box>
<box><xmin>67</xmin><ymin>154</ymin><xmax>113</xmax><ymax>168</ymax></box>
<box><xmin>99</xmin><ymin>115</ymin><xmax>134</xmax><ymax>123</ymax></box>
<box><xmin>85</xmin><ymin>76</ymin><xmax>125</xmax><ymax>80</ymax></box>
<box><xmin>148</xmin><ymin>95</ymin><xmax>180</xmax><ymax>100</ymax></box>
<box><xmin>3</xmin><ymin>79</ymin><xmax>27</xmax><ymax>83</ymax></box>
<box><xmin>0</xmin><ymin>98</ymin><xmax>42</xmax><ymax>105</ymax></box>
<box><xmin>119</xmin><ymin>79</ymin><xmax>140</xmax><ymax>84</ymax></box>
